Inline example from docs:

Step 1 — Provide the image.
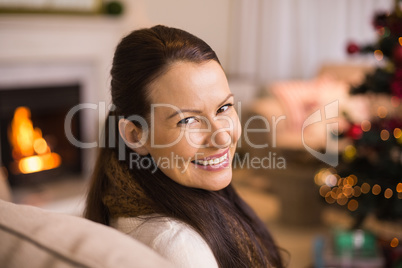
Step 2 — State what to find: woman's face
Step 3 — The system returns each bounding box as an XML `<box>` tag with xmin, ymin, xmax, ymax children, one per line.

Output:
<box><xmin>142</xmin><ymin>60</ymin><xmax>241</xmax><ymax>191</ymax></box>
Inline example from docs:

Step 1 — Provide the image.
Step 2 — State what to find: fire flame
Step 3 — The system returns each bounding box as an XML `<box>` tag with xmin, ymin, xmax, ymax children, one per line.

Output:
<box><xmin>8</xmin><ymin>107</ymin><xmax>61</xmax><ymax>174</ymax></box>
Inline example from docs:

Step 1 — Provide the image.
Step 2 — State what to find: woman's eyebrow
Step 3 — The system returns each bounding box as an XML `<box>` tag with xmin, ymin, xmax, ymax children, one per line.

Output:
<box><xmin>166</xmin><ymin>93</ymin><xmax>234</xmax><ymax>120</ymax></box>
<box><xmin>166</xmin><ymin>109</ymin><xmax>202</xmax><ymax>120</ymax></box>
<box><xmin>217</xmin><ymin>93</ymin><xmax>234</xmax><ymax>108</ymax></box>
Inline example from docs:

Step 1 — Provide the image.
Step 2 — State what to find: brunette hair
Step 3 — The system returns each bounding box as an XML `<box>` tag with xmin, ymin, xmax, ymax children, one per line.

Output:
<box><xmin>84</xmin><ymin>25</ymin><xmax>284</xmax><ymax>268</ymax></box>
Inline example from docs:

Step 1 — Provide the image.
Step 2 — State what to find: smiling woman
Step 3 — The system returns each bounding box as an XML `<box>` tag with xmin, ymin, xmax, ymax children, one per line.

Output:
<box><xmin>125</xmin><ymin>61</ymin><xmax>240</xmax><ymax>191</ymax></box>
<box><xmin>84</xmin><ymin>25</ymin><xmax>284</xmax><ymax>268</ymax></box>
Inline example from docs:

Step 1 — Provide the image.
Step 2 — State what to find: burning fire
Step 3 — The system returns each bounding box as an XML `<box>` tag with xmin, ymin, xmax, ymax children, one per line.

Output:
<box><xmin>8</xmin><ymin>107</ymin><xmax>61</xmax><ymax>174</ymax></box>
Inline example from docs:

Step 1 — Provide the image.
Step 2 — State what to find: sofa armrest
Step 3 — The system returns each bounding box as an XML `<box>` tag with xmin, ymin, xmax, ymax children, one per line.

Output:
<box><xmin>0</xmin><ymin>199</ymin><xmax>173</xmax><ymax>268</ymax></box>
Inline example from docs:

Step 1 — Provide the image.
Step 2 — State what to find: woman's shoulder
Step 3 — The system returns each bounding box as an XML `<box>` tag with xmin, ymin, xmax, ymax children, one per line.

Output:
<box><xmin>110</xmin><ymin>215</ymin><xmax>218</xmax><ymax>268</ymax></box>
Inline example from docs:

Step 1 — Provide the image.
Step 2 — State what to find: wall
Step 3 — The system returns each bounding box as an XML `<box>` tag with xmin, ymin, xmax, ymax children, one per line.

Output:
<box><xmin>228</xmin><ymin>0</ymin><xmax>394</xmax><ymax>84</ymax></box>
<box><xmin>0</xmin><ymin>0</ymin><xmax>232</xmax><ymax>101</ymax></box>
<box><xmin>121</xmin><ymin>0</ymin><xmax>232</xmax><ymax>69</ymax></box>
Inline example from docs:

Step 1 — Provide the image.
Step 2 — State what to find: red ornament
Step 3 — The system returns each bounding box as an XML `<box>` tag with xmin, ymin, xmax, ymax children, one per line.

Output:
<box><xmin>393</xmin><ymin>45</ymin><xmax>402</xmax><ymax>66</ymax></box>
<box><xmin>347</xmin><ymin>42</ymin><xmax>360</xmax><ymax>55</ymax></box>
<box><xmin>347</xmin><ymin>124</ymin><xmax>363</xmax><ymax>140</ymax></box>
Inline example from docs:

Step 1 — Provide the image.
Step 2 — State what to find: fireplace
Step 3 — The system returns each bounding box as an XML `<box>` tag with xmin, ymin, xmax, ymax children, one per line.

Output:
<box><xmin>0</xmin><ymin>84</ymin><xmax>82</xmax><ymax>186</ymax></box>
<box><xmin>0</xmin><ymin>15</ymin><xmax>122</xmax><ymax>209</ymax></box>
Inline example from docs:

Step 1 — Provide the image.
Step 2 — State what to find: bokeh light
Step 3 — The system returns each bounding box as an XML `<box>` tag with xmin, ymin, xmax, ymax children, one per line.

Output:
<box><xmin>361</xmin><ymin>120</ymin><xmax>371</xmax><ymax>132</ymax></box>
<box><xmin>353</xmin><ymin>186</ymin><xmax>361</xmax><ymax>197</ymax></box>
<box><xmin>394</xmin><ymin>128</ymin><xmax>402</xmax><ymax>139</ymax></box>
<box><xmin>343</xmin><ymin>145</ymin><xmax>357</xmax><ymax>162</ymax></box>
<box><xmin>361</xmin><ymin>183</ymin><xmax>371</xmax><ymax>194</ymax></box>
<box><xmin>337</xmin><ymin>194</ymin><xmax>348</xmax><ymax>206</ymax></box>
<box><xmin>347</xmin><ymin>199</ymin><xmax>359</xmax><ymax>211</ymax></box>
<box><xmin>372</xmin><ymin>184</ymin><xmax>381</xmax><ymax>195</ymax></box>
<box><xmin>380</xmin><ymin>129</ymin><xmax>390</xmax><ymax>141</ymax></box>
<box><xmin>396</xmin><ymin>183</ymin><xmax>402</xmax><ymax>193</ymax></box>
<box><xmin>319</xmin><ymin>185</ymin><xmax>331</xmax><ymax>197</ymax></box>
<box><xmin>377</xmin><ymin>106</ymin><xmax>388</xmax><ymax>118</ymax></box>
<box><xmin>325</xmin><ymin>192</ymin><xmax>335</xmax><ymax>204</ymax></box>
<box><xmin>384</xmin><ymin>188</ymin><xmax>393</xmax><ymax>199</ymax></box>
<box><xmin>390</xmin><ymin>238</ymin><xmax>399</xmax><ymax>248</ymax></box>
<box><xmin>374</xmin><ymin>50</ymin><xmax>384</xmax><ymax>61</ymax></box>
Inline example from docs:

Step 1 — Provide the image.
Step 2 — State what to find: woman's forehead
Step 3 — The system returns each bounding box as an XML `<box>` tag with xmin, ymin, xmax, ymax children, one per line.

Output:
<box><xmin>147</xmin><ymin>61</ymin><xmax>231</xmax><ymax>110</ymax></box>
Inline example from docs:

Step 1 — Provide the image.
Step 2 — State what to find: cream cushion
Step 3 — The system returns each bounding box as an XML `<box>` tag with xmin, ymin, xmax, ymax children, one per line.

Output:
<box><xmin>0</xmin><ymin>200</ymin><xmax>173</xmax><ymax>268</ymax></box>
<box><xmin>0</xmin><ymin>167</ymin><xmax>11</xmax><ymax>202</ymax></box>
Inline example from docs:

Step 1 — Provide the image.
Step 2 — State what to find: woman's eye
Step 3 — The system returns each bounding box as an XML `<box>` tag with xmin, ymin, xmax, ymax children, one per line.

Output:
<box><xmin>217</xmin><ymin>103</ymin><xmax>233</xmax><ymax>114</ymax></box>
<box><xmin>177</xmin><ymin>117</ymin><xmax>197</xmax><ymax>125</ymax></box>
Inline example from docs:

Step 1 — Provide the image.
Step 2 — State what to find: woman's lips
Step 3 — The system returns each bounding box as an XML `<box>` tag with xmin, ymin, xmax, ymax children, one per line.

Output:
<box><xmin>191</xmin><ymin>148</ymin><xmax>230</xmax><ymax>170</ymax></box>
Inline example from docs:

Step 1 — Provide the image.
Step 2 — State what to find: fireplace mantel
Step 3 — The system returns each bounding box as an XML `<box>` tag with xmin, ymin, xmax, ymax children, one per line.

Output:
<box><xmin>0</xmin><ymin>14</ymin><xmax>125</xmax><ymax>60</ymax></box>
<box><xmin>0</xmin><ymin>14</ymin><xmax>128</xmax><ymax>104</ymax></box>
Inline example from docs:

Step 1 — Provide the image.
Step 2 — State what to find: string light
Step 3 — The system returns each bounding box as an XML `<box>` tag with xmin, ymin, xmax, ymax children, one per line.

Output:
<box><xmin>347</xmin><ymin>199</ymin><xmax>359</xmax><ymax>211</ymax></box>
<box><xmin>384</xmin><ymin>188</ymin><xmax>393</xmax><ymax>199</ymax></box>
<box><xmin>325</xmin><ymin>192</ymin><xmax>335</xmax><ymax>204</ymax></box>
<box><xmin>377</xmin><ymin>106</ymin><xmax>388</xmax><ymax>118</ymax></box>
<box><xmin>320</xmin><ymin>185</ymin><xmax>331</xmax><ymax>197</ymax></box>
<box><xmin>396</xmin><ymin>183</ymin><xmax>402</xmax><ymax>193</ymax></box>
<box><xmin>361</xmin><ymin>120</ymin><xmax>371</xmax><ymax>132</ymax></box>
<box><xmin>331</xmin><ymin>187</ymin><xmax>339</xmax><ymax>199</ymax></box>
<box><xmin>381</xmin><ymin>129</ymin><xmax>390</xmax><ymax>141</ymax></box>
<box><xmin>343</xmin><ymin>185</ymin><xmax>354</xmax><ymax>198</ymax></box>
<box><xmin>314</xmin><ymin>168</ymin><xmax>337</xmax><ymax>186</ymax></box>
<box><xmin>337</xmin><ymin>194</ymin><xmax>348</xmax><ymax>206</ymax></box>
<box><xmin>326</xmin><ymin>174</ymin><xmax>338</xmax><ymax>187</ymax></box>
<box><xmin>374</xmin><ymin>50</ymin><xmax>384</xmax><ymax>61</ymax></box>
<box><xmin>346</xmin><ymin>175</ymin><xmax>357</xmax><ymax>186</ymax></box>
<box><xmin>372</xmin><ymin>184</ymin><xmax>381</xmax><ymax>195</ymax></box>
<box><xmin>390</xmin><ymin>238</ymin><xmax>399</xmax><ymax>248</ymax></box>
<box><xmin>353</xmin><ymin>186</ymin><xmax>362</xmax><ymax>197</ymax></box>
<box><xmin>314</xmin><ymin>168</ymin><xmax>401</xmax><ymax>209</ymax></box>
<box><xmin>361</xmin><ymin>183</ymin><xmax>371</xmax><ymax>194</ymax></box>
<box><xmin>343</xmin><ymin>145</ymin><xmax>357</xmax><ymax>162</ymax></box>
<box><xmin>394</xmin><ymin>128</ymin><xmax>402</xmax><ymax>139</ymax></box>
<box><xmin>315</xmin><ymin>171</ymin><xmax>362</xmax><ymax>205</ymax></box>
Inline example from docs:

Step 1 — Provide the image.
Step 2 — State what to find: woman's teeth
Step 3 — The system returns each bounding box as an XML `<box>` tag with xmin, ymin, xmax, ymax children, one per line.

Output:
<box><xmin>194</xmin><ymin>152</ymin><xmax>228</xmax><ymax>166</ymax></box>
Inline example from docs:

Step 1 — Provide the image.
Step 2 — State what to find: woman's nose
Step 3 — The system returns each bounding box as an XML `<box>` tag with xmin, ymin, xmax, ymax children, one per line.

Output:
<box><xmin>208</xmin><ymin>118</ymin><xmax>232</xmax><ymax>148</ymax></box>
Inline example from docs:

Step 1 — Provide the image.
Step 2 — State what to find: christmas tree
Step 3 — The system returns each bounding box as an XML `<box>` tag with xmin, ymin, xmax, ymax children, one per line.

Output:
<box><xmin>316</xmin><ymin>1</ymin><xmax>402</xmax><ymax>227</ymax></box>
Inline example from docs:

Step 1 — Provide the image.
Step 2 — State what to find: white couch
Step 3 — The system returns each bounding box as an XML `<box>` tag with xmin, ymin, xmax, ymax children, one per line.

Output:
<box><xmin>0</xmin><ymin>173</ymin><xmax>173</xmax><ymax>268</ymax></box>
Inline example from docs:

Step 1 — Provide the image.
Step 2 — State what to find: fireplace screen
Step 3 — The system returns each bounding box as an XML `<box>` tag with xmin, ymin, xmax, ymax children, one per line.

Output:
<box><xmin>0</xmin><ymin>84</ymin><xmax>82</xmax><ymax>186</ymax></box>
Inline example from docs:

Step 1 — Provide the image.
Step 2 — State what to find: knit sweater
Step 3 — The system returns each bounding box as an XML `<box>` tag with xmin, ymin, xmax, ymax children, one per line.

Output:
<box><xmin>110</xmin><ymin>215</ymin><xmax>219</xmax><ymax>268</ymax></box>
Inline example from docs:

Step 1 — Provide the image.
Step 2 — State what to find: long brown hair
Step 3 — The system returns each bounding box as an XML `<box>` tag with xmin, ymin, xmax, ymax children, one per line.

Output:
<box><xmin>84</xmin><ymin>25</ymin><xmax>283</xmax><ymax>268</ymax></box>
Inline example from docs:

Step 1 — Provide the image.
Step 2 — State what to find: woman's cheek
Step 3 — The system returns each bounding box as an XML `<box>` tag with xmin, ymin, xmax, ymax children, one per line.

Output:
<box><xmin>232</xmin><ymin>114</ymin><xmax>242</xmax><ymax>144</ymax></box>
<box><xmin>152</xmin><ymin>127</ymin><xmax>183</xmax><ymax>148</ymax></box>
<box><xmin>183</xmin><ymin>130</ymin><xmax>206</xmax><ymax>149</ymax></box>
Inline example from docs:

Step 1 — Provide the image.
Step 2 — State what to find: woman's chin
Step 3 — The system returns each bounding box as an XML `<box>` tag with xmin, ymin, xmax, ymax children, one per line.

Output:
<box><xmin>198</xmin><ymin>170</ymin><xmax>233</xmax><ymax>191</ymax></box>
<box><xmin>205</xmin><ymin>180</ymin><xmax>232</xmax><ymax>191</ymax></box>
<box><xmin>160</xmin><ymin>161</ymin><xmax>233</xmax><ymax>191</ymax></box>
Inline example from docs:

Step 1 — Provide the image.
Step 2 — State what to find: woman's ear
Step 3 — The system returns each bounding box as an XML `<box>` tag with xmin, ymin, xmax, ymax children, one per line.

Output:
<box><xmin>118</xmin><ymin>119</ymin><xmax>149</xmax><ymax>155</ymax></box>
